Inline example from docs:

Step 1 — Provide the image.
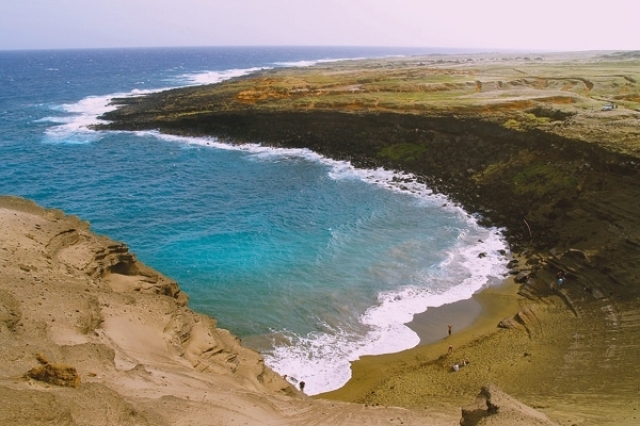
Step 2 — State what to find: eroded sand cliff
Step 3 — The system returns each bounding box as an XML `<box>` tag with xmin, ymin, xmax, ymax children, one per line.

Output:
<box><xmin>3</xmin><ymin>195</ymin><xmax>554</xmax><ymax>425</ymax></box>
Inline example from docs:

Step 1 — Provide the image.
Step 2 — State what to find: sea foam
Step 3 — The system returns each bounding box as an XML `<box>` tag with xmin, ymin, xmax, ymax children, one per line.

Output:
<box><xmin>42</xmin><ymin>65</ymin><xmax>264</xmax><ymax>144</ymax></box>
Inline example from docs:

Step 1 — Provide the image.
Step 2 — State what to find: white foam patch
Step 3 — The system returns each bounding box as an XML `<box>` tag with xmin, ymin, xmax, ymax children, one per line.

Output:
<box><xmin>178</xmin><ymin>67</ymin><xmax>268</xmax><ymax>86</ymax></box>
<box><xmin>272</xmin><ymin>57</ymin><xmax>364</xmax><ymax>68</ymax></box>
<box><xmin>41</xmin><ymin>65</ymin><xmax>266</xmax><ymax>144</ymax></box>
<box><xmin>42</xmin><ymin>95</ymin><xmax>116</xmax><ymax>144</ymax></box>
<box><xmin>41</xmin><ymin>90</ymin><xmax>160</xmax><ymax>144</ymax></box>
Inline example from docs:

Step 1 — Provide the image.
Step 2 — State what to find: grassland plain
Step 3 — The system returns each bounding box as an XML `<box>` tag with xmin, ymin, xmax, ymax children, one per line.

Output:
<box><xmin>100</xmin><ymin>51</ymin><xmax>640</xmax><ymax>425</ymax></box>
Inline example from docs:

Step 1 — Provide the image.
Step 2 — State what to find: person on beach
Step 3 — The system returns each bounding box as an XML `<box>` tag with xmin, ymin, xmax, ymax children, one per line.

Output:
<box><xmin>299</xmin><ymin>381</ymin><xmax>305</xmax><ymax>392</ymax></box>
<box><xmin>448</xmin><ymin>324</ymin><xmax>452</xmax><ymax>336</ymax></box>
<box><xmin>447</xmin><ymin>344</ymin><xmax>453</xmax><ymax>354</ymax></box>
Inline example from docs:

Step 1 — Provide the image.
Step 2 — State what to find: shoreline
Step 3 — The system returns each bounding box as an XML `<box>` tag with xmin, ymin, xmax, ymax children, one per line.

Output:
<box><xmin>319</xmin><ymin>278</ymin><xmax>523</xmax><ymax>403</ymax></box>
<box><xmin>407</xmin><ymin>272</ymin><xmax>513</xmax><ymax>347</ymax></box>
<box><xmin>408</xmin><ymin>289</ymin><xmax>483</xmax><ymax>346</ymax></box>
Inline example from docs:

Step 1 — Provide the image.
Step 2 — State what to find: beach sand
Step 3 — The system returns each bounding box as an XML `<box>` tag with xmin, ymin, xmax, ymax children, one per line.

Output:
<box><xmin>409</xmin><ymin>293</ymin><xmax>483</xmax><ymax>346</ymax></box>
<box><xmin>320</xmin><ymin>271</ymin><xmax>640</xmax><ymax>425</ymax></box>
<box><xmin>319</xmin><ymin>280</ymin><xmax>523</xmax><ymax>404</ymax></box>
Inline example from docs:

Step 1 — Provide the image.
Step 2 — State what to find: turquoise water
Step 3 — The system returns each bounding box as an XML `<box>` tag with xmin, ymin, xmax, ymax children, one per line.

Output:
<box><xmin>0</xmin><ymin>47</ymin><xmax>508</xmax><ymax>394</ymax></box>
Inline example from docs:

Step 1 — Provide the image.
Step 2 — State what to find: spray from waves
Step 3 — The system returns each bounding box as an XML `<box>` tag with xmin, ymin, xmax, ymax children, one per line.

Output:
<box><xmin>144</xmin><ymin>131</ymin><xmax>510</xmax><ymax>396</ymax></box>
<box><xmin>40</xmin><ymin>93</ymin><xmax>128</xmax><ymax>144</ymax></box>
<box><xmin>176</xmin><ymin>57</ymin><xmax>366</xmax><ymax>85</ymax></box>
<box><xmin>40</xmin><ymin>66</ymin><xmax>267</xmax><ymax>144</ymax></box>
<box><xmin>271</xmin><ymin>52</ymin><xmax>416</xmax><ymax>69</ymax></box>
<box><xmin>176</xmin><ymin>67</ymin><xmax>269</xmax><ymax>86</ymax></box>
<box><xmin>272</xmin><ymin>57</ymin><xmax>365</xmax><ymax>68</ymax></box>
<box><xmin>40</xmin><ymin>88</ymin><xmax>160</xmax><ymax>144</ymax></box>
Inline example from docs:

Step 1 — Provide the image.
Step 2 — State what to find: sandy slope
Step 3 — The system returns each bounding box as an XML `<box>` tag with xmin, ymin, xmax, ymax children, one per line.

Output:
<box><xmin>0</xmin><ymin>196</ymin><xmax>561</xmax><ymax>425</ymax></box>
<box><xmin>1</xmin><ymin>196</ymin><xmax>481</xmax><ymax>425</ymax></box>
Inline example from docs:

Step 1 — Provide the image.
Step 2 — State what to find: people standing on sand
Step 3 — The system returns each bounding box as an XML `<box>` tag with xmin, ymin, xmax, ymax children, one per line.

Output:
<box><xmin>447</xmin><ymin>344</ymin><xmax>453</xmax><ymax>354</ymax></box>
<box><xmin>448</xmin><ymin>324</ymin><xmax>452</xmax><ymax>336</ymax></box>
<box><xmin>299</xmin><ymin>381</ymin><xmax>305</xmax><ymax>392</ymax></box>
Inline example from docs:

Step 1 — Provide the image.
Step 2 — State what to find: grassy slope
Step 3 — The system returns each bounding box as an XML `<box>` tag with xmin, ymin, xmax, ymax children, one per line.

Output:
<box><xmin>105</xmin><ymin>50</ymin><xmax>640</xmax><ymax>153</ymax></box>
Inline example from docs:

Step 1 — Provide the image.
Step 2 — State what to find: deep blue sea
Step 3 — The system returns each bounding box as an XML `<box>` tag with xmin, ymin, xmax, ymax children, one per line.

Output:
<box><xmin>0</xmin><ymin>46</ymin><xmax>508</xmax><ymax>394</ymax></box>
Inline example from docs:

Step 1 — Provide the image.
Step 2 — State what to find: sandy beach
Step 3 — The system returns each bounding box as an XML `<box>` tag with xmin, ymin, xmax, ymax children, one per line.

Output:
<box><xmin>409</xmin><ymin>287</ymin><xmax>484</xmax><ymax>346</ymax></box>
<box><xmin>322</xmin><ymin>269</ymin><xmax>640</xmax><ymax>426</ymax></box>
<box><xmin>320</xmin><ymin>280</ymin><xmax>524</xmax><ymax>403</ymax></box>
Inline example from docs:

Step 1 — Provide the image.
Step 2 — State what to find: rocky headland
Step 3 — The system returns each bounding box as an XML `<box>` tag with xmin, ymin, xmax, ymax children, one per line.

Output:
<box><xmin>4</xmin><ymin>51</ymin><xmax>640</xmax><ymax>425</ymax></box>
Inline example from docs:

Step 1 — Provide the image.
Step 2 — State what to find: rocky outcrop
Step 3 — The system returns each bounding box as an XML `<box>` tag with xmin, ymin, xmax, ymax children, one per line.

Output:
<box><xmin>41</xmin><ymin>212</ymin><xmax>188</xmax><ymax>305</ymax></box>
<box><xmin>461</xmin><ymin>383</ymin><xmax>558</xmax><ymax>426</ymax></box>
<box><xmin>498</xmin><ymin>307</ymin><xmax>540</xmax><ymax>338</ymax></box>
<box><xmin>0</xmin><ymin>290</ymin><xmax>21</xmax><ymax>331</ymax></box>
<box><xmin>28</xmin><ymin>362</ymin><xmax>81</xmax><ymax>388</ymax></box>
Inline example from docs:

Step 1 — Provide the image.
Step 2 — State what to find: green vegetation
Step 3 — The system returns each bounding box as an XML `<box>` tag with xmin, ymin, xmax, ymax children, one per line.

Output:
<box><xmin>512</xmin><ymin>163</ymin><xmax>578</xmax><ymax>197</ymax></box>
<box><xmin>503</xmin><ymin>113</ymin><xmax>551</xmax><ymax>131</ymax></box>
<box><xmin>378</xmin><ymin>143</ymin><xmax>426</xmax><ymax>163</ymax></box>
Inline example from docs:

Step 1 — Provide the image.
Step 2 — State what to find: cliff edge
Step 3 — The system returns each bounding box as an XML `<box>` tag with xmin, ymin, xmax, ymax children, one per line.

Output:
<box><xmin>2</xmin><ymin>195</ymin><xmax>554</xmax><ymax>425</ymax></box>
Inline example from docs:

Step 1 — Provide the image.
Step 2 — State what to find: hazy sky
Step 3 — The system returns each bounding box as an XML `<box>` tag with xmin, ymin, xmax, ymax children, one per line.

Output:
<box><xmin>1</xmin><ymin>0</ymin><xmax>638</xmax><ymax>51</ymax></box>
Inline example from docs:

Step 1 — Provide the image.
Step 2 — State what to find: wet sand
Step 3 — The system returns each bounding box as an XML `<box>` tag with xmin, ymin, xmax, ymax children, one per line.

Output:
<box><xmin>408</xmin><ymin>295</ymin><xmax>483</xmax><ymax>345</ymax></box>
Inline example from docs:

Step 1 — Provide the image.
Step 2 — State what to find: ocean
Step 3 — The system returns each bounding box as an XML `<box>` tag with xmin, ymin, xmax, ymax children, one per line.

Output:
<box><xmin>0</xmin><ymin>46</ymin><xmax>509</xmax><ymax>395</ymax></box>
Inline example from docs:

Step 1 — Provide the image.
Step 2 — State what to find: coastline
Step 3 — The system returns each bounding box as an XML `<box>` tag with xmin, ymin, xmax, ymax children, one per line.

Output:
<box><xmin>410</xmin><ymin>297</ymin><xmax>482</xmax><ymax>345</ymax></box>
<box><xmin>319</xmin><ymin>278</ymin><xmax>523</xmax><ymax>402</ymax></box>
<box><xmin>5</xmin><ymin>191</ymin><xmax>640</xmax><ymax>424</ymax></box>
<box><xmin>320</xmin><ymin>263</ymin><xmax>640</xmax><ymax>425</ymax></box>
<box><xmin>44</xmin><ymin>51</ymin><xmax>640</xmax><ymax>424</ymax></box>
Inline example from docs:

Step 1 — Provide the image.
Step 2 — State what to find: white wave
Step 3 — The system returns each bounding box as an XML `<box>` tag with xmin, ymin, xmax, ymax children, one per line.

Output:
<box><xmin>272</xmin><ymin>57</ymin><xmax>364</xmax><ymax>68</ymax></box>
<box><xmin>263</xmin><ymin>225</ymin><xmax>508</xmax><ymax>396</ymax></box>
<box><xmin>42</xmin><ymin>94</ymin><xmax>117</xmax><ymax>144</ymax></box>
<box><xmin>177</xmin><ymin>67</ymin><xmax>268</xmax><ymax>86</ymax></box>
<box><xmin>41</xmin><ymin>66</ymin><xmax>261</xmax><ymax>144</ymax></box>
<box><xmin>157</xmin><ymin>133</ymin><xmax>447</xmax><ymax>207</ymax></box>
